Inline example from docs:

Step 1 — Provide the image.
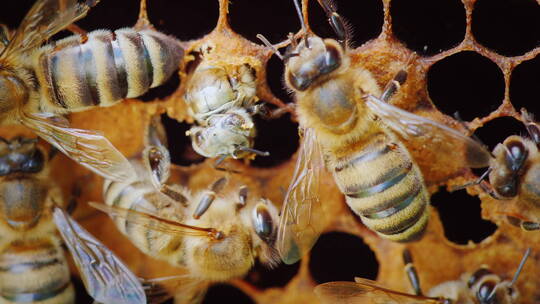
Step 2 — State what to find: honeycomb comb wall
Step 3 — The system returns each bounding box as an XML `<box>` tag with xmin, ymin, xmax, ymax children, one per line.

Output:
<box><xmin>1</xmin><ymin>0</ymin><xmax>539</xmax><ymax>303</ymax></box>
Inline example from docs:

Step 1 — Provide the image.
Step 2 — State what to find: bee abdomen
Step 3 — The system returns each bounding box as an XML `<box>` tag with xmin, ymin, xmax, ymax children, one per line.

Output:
<box><xmin>103</xmin><ymin>180</ymin><xmax>181</xmax><ymax>259</ymax></box>
<box><xmin>0</xmin><ymin>239</ymin><xmax>74</xmax><ymax>303</ymax></box>
<box><xmin>333</xmin><ymin>136</ymin><xmax>429</xmax><ymax>242</ymax></box>
<box><xmin>37</xmin><ymin>28</ymin><xmax>183</xmax><ymax>111</ymax></box>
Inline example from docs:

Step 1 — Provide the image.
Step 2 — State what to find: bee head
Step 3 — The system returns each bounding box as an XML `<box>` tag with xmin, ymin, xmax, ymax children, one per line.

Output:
<box><xmin>0</xmin><ymin>136</ymin><xmax>44</xmax><ymax>176</ymax></box>
<box><xmin>284</xmin><ymin>36</ymin><xmax>344</xmax><ymax>91</ymax></box>
<box><xmin>188</xmin><ymin>109</ymin><xmax>255</xmax><ymax>159</ymax></box>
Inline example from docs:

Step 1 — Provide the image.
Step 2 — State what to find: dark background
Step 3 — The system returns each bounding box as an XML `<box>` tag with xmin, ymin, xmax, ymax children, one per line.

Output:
<box><xmin>0</xmin><ymin>0</ymin><xmax>538</xmax><ymax>303</ymax></box>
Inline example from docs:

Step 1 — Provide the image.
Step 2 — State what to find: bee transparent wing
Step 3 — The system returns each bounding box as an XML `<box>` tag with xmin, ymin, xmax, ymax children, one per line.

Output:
<box><xmin>0</xmin><ymin>0</ymin><xmax>100</xmax><ymax>59</ymax></box>
<box><xmin>365</xmin><ymin>95</ymin><xmax>492</xmax><ymax>169</ymax></box>
<box><xmin>52</xmin><ymin>207</ymin><xmax>146</xmax><ymax>304</ymax></box>
<box><xmin>20</xmin><ymin>112</ymin><xmax>136</xmax><ymax>182</ymax></box>
<box><xmin>89</xmin><ymin>202</ymin><xmax>219</xmax><ymax>238</ymax></box>
<box><xmin>277</xmin><ymin>127</ymin><xmax>326</xmax><ymax>264</ymax></box>
<box><xmin>315</xmin><ymin>279</ymin><xmax>446</xmax><ymax>304</ymax></box>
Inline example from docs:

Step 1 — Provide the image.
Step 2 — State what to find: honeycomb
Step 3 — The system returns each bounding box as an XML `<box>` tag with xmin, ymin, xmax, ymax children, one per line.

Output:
<box><xmin>1</xmin><ymin>0</ymin><xmax>540</xmax><ymax>303</ymax></box>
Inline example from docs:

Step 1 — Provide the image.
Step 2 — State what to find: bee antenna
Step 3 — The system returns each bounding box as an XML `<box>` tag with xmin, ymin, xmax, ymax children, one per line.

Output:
<box><xmin>293</xmin><ymin>0</ymin><xmax>310</xmax><ymax>48</ymax></box>
<box><xmin>257</xmin><ymin>34</ymin><xmax>284</xmax><ymax>60</ymax></box>
<box><xmin>486</xmin><ymin>248</ymin><xmax>531</xmax><ymax>303</ymax></box>
<box><xmin>238</xmin><ymin>146</ymin><xmax>270</xmax><ymax>157</ymax></box>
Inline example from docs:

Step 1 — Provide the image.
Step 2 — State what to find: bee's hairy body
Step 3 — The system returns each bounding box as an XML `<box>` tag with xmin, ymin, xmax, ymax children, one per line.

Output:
<box><xmin>0</xmin><ymin>172</ymin><xmax>73</xmax><ymax>303</ymax></box>
<box><xmin>291</xmin><ymin>39</ymin><xmax>429</xmax><ymax>241</ymax></box>
<box><xmin>2</xmin><ymin>28</ymin><xmax>181</xmax><ymax>116</ymax></box>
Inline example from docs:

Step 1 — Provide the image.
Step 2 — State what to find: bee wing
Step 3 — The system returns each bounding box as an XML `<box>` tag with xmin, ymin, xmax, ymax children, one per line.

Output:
<box><xmin>315</xmin><ymin>279</ymin><xmax>445</xmax><ymax>304</ymax></box>
<box><xmin>89</xmin><ymin>202</ymin><xmax>217</xmax><ymax>238</ymax></box>
<box><xmin>20</xmin><ymin>112</ymin><xmax>136</xmax><ymax>183</ymax></box>
<box><xmin>277</xmin><ymin>127</ymin><xmax>326</xmax><ymax>264</ymax></box>
<box><xmin>52</xmin><ymin>207</ymin><xmax>146</xmax><ymax>304</ymax></box>
<box><xmin>365</xmin><ymin>95</ymin><xmax>492</xmax><ymax>169</ymax></box>
<box><xmin>0</xmin><ymin>0</ymin><xmax>99</xmax><ymax>59</ymax></box>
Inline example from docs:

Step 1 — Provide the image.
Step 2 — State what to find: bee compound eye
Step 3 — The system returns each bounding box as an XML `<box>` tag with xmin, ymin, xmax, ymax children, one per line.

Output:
<box><xmin>477</xmin><ymin>280</ymin><xmax>496</xmax><ymax>303</ymax></box>
<box><xmin>506</xmin><ymin>140</ymin><xmax>527</xmax><ymax>169</ymax></box>
<box><xmin>22</xmin><ymin>150</ymin><xmax>44</xmax><ymax>173</ymax></box>
<box><xmin>0</xmin><ymin>160</ymin><xmax>9</xmax><ymax>175</ymax></box>
<box><xmin>322</xmin><ymin>44</ymin><xmax>341</xmax><ymax>74</ymax></box>
<box><xmin>252</xmin><ymin>204</ymin><xmax>275</xmax><ymax>245</ymax></box>
<box><xmin>468</xmin><ymin>268</ymin><xmax>493</xmax><ymax>288</ymax></box>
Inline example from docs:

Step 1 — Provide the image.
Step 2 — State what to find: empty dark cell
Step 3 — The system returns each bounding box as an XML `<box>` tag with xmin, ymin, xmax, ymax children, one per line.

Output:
<box><xmin>427</xmin><ymin>51</ymin><xmax>504</xmax><ymax>120</ymax></box>
<box><xmin>474</xmin><ymin>116</ymin><xmax>526</xmax><ymax>151</ymax></box>
<box><xmin>202</xmin><ymin>284</ymin><xmax>254</xmax><ymax>304</ymax></box>
<box><xmin>391</xmin><ymin>0</ymin><xmax>466</xmax><ymax>55</ymax></box>
<box><xmin>245</xmin><ymin>260</ymin><xmax>300</xmax><ymax>289</ymax></box>
<box><xmin>251</xmin><ymin>113</ymin><xmax>299</xmax><ymax>168</ymax></box>
<box><xmin>308</xmin><ymin>0</ymin><xmax>383</xmax><ymax>45</ymax></box>
<box><xmin>139</xmin><ymin>72</ymin><xmax>181</xmax><ymax>102</ymax></box>
<box><xmin>72</xmin><ymin>276</ymin><xmax>94</xmax><ymax>304</ymax></box>
<box><xmin>472</xmin><ymin>0</ymin><xmax>540</xmax><ymax>57</ymax></box>
<box><xmin>161</xmin><ymin>114</ymin><xmax>205</xmax><ymax>166</ymax></box>
<box><xmin>310</xmin><ymin>232</ymin><xmax>378</xmax><ymax>284</ymax></box>
<box><xmin>431</xmin><ymin>189</ymin><xmax>497</xmax><ymax>245</ymax></box>
<box><xmin>229</xmin><ymin>0</ymin><xmax>299</xmax><ymax>43</ymax></box>
<box><xmin>75</xmin><ymin>0</ymin><xmax>139</xmax><ymax>32</ymax></box>
<box><xmin>0</xmin><ymin>0</ymin><xmax>34</xmax><ymax>29</ymax></box>
<box><xmin>266</xmin><ymin>54</ymin><xmax>293</xmax><ymax>105</ymax></box>
<box><xmin>146</xmin><ymin>0</ymin><xmax>218</xmax><ymax>41</ymax></box>
<box><xmin>510</xmin><ymin>55</ymin><xmax>540</xmax><ymax>114</ymax></box>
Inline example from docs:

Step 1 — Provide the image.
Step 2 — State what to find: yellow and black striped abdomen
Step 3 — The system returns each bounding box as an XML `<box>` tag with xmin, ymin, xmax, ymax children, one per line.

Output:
<box><xmin>102</xmin><ymin>180</ymin><xmax>185</xmax><ymax>266</ymax></box>
<box><xmin>35</xmin><ymin>28</ymin><xmax>183</xmax><ymax>112</ymax></box>
<box><xmin>331</xmin><ymin>132</ymin><xmax>429</xmax><ymax>242</ymax></box>
<box><xmin>0</xmin><ymin>239</ymin><xmax>74</xmax><ymax>304</ymax></box>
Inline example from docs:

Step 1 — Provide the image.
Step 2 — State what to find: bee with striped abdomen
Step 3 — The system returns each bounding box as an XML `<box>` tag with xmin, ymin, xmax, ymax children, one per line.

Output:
<box><xmin>91</xmin><ymin>117</ymin><xmax>280</xmax><ymax>302</ymax></box>
<box><xmin>315</xmin><ymin>248</ymin><xmax>530</xmax><ymax>304</ymax></box>
<box><xmin>0</xmin><ymin>135</ymin><xmax>145</xmax><ymax>304</ymax></box>
<box><xmin>0</xmin><ymin>0</ymin><xmax>183</xmax><ymax>182</ymax></box>
<box><xmin>259</xmin><ymin>0</ymin><xmax>492</xmax><ymax>264</ymax></box>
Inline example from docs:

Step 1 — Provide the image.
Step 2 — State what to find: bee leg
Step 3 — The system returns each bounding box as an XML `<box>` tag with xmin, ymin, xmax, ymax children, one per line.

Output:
<box><xmin>380</xmin><ymin>69</ymin><xmax>408</xmax><ymax>103</ymax></box>
<box><xmin>402</xmin><ymin>249</ymin><xmax>424</xmax><ymax>296</ymax></box>
<box><xmin>521</xmin><ymin>108</ymin><xmax>540</xmax><ymax>145</ymax></box>
<box><xmin>193</xmin><ymin>177</ymin><xmax>227</xmax><ymax>219</ymax></box>
<box><xmin>160</xmin><ymin>184</ymin><xmax>189</xmax><ymax>207</ymax></box>
<box><xmin>315</xmin><ymin>0</ymin><xmax>349</xmax><ymax>44</ymax></box>
<box><xmin>249</xmin><ymin>103</ymin><xmax>294</xmax><ymax>120</ymax></box>
<box><xmin>66</xmin><ymin>24</ymin><xmax>89</xmax><ymax>43</ymax></box>
<box><xmin>212</xmin><ymin>155</ymin><xmax>242</xmax><ymax>174</ymax></box>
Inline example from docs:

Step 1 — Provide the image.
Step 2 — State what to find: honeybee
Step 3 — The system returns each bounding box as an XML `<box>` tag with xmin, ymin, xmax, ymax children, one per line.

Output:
<box><xmin>0</xmin><ymin>136</ymin><xmax>145</xmax><ymax>304</ymax></box>
<box><xmin>183</xmin><ymin>44</ymin><xmax>271</xmax><ymax>164</ymax></box>
<box><xmin>315</xmin><ymin>248</ymin><xmax>530</xmax><ymax>304</ymax></box>
<box><xmin>0</xmin><ymin>0</ymin><xmax>183</xmax><ymax>182</ymax></box>
<box><xmin>258</xmin><ymin>0</ymin><xmax>492</xmax><ymax>264</ymax></box>
<box><xmin>90</xmin><ymin>116</ymin><xmax>280</xmax><ymax>302</ymax></box>
<box><xmin>455</xmin><ymin>109</ymin><xmax>540</xmax><ymax>231</ymax></box>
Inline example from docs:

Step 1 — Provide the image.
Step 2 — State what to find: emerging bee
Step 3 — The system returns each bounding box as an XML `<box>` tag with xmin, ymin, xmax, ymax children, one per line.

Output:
<box><xmin>183</xmin><ymin>43</ymin><xmax>279</xmax><ymax>165</ymax></box>
<box><xmin>91</xmin><ymin>116</ymin><xmax>280</xmax><ymax>302</ymax></box>
<box><xmin>0</xmin><ymin>136</ymin><xmax>145</xmax><ymax>304</ymax></box>
<box><xmin>315</xmin><ymin>248</ymin><xmax>530</xmax><ymax>304</ymax></box>
<box><xmin>0</xmin><ymin>0</ymin><xmax>183</xmax><ymax>182</ymax></box>
<box><xmin>456</xmin><ymin>109</ymin><xmax>540</xmax><ymax>231</ymax></box>
<box><xmin>259</xmin><ymin>0</ymin><xmax>492</xmax><ymax>264</ymax></box>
